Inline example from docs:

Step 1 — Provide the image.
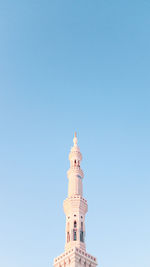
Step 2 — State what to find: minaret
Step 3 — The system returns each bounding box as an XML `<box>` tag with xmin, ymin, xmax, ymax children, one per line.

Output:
<box><xmin>53</xmin><ymin>133</ymin><xmax>97</xmax><ymax>267</ymax></box>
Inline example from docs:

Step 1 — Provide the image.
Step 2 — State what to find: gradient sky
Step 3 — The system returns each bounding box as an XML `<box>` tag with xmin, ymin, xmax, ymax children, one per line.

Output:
<box><xmin>0</xmin><ymin>1</ymin><xmax>150</xmax><ymax>267</ymax></box>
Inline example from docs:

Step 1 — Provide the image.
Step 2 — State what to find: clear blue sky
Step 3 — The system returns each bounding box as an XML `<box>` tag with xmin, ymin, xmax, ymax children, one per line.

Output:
<box><xmin>0</xmin><ymin>1</ymin><xmax>150</xmax><ymax>267</ymax></box>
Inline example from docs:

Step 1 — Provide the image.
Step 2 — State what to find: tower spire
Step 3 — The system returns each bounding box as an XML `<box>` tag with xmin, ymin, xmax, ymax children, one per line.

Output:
<box><xmin>73</xmin><ymin>132</ymin><xmax>78</xmax><ymax>146</ymax></box>
<box><xmin>67</xmin><ymin>133</ymin><xmax>84</xmax><ymax>197</ymax></box>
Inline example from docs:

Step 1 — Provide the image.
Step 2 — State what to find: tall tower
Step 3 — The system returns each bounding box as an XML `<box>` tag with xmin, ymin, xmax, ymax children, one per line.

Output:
<box><xmin>53</xmin><ymin>133</ymin><xmax>97</xmax><ymax>267</ymax></box>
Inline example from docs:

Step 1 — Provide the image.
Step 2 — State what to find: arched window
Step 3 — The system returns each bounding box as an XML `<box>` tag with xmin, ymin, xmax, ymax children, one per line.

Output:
<box><xmin>74</xmin><ymin>221</ymin><xmax>77</xmax><ymax>228</ymax></box>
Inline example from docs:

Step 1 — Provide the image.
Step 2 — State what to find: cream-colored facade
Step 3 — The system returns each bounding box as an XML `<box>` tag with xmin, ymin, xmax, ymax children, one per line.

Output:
<box><xmin>53</xmin><ymin>133</ymin><xmax>97</xmax><ymax>267</ymax></box>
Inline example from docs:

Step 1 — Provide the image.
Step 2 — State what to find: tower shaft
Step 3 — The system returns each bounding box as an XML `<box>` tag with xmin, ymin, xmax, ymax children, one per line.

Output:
<box><xmin>64</xmin><ymin>133</ymin><xmax>87</xmax><ymax>251</ymax></box>
<box><xmin>54</xmin><ymin>134</ymin><xmax>97</xmax><ymax>267</ymax></box>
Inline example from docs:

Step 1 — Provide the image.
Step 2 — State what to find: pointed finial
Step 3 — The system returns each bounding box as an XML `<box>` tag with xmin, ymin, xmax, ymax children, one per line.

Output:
<box><xmin>73</xmin><ymin>132</ymin><xmax>78</xmax><ymax>146</ymax></box>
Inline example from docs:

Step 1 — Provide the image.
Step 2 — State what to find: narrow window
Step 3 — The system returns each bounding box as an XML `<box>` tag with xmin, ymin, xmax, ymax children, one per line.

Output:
<box><xmin>73</xmin><ymin>230</ymin><xmax>77</xmax><ymax>241</ymax></box>
<box><xmin>67</xmin><ymin>231</ymin><xmax>70</xmax><ymax>242</ymax></box>
<box><xmin>80</xmin><ymin>231</ymin><xmax>84</xmax><ymax>242</ymax></box>
<box><xmin>81</xmin><ymin>222</ymin><xmax>83</xmax><ymax>230</ymax></box>
<box><xmin>74</xmin><ymin>221</ymin><xmax>77</xmax><ymax>228</ymax></box>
